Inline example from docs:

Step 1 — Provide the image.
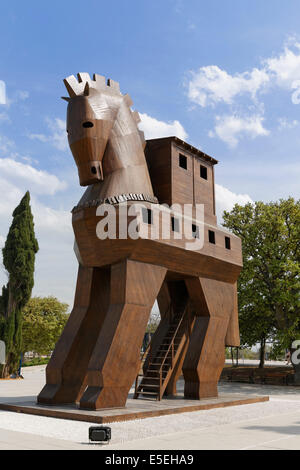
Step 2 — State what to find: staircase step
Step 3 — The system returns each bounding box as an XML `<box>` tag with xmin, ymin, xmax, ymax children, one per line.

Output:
<box><xmin>135</xmin><ymin>305</ymin><xmax>189</xmax><ymax>401</ymax></box>
<box><xmin>148</xmin><ymin>364</ymin><xmax>169</xmax><ymax>368</ymax></box>
<box><xmin>140</xmin><ymin>384</ymin><xmax>160</xmax><ymax>389</ymax></box>
<box><xmin>142</xmin><ymin>376</ymin><xmax>160</xmax><ymax>380</ymax></box>
<box><xmin>154</xmin><ymin>356</ymin><xmax>172</xmax><ymax>359</ymax></box>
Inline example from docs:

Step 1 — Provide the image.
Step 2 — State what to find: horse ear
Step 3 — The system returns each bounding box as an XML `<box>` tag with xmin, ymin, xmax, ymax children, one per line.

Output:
<box><xmin>61</xmin><ymin>96</ymin><xmax>71</xmax><ymax>102</ymax></box>
<box><xmin>84</xmin><ymin>82</ymin><xmax>90</xmax><ymax>96</ymax></box>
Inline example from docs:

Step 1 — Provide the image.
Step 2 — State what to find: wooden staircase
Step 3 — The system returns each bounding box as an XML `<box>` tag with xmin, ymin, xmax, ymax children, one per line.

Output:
<box><xmin>134</xmin><ymin>304</ymin><xmax>190</xmax><ymax>401</ymax></box>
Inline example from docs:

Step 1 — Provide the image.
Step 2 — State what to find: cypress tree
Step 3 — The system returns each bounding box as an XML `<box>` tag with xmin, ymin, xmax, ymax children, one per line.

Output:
<box><xmin>0</xmin><ymin>191</ymin><xmax>39</xmax><ymax>376</ymax></box>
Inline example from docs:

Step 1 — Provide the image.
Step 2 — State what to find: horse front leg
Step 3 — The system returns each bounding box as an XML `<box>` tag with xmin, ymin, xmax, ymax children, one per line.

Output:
<box><xmin>79</xmin><ymin>260</ymin><xmax>167</xmax><ymax>410</ymax></box>
<box><xmin>37</xmin><ymin>265</ymin><xmax>110</xmax><ymax>405</ymax></box>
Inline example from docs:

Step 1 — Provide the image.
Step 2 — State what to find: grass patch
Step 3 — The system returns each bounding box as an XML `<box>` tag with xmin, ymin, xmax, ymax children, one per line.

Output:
<box><xmin>23</xmin><ymin>357</ymin><xmax>49</xmax><ymax>367</ymax></box>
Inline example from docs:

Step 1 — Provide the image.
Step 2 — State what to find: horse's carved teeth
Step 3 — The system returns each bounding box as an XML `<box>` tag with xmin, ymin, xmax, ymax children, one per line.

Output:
<box><xmin>107</xmin><ymin>79</ymin><xmax>120</xmax><ymax>93</ymax></box>
<box><xmin>63</xmin><ymin>73</ymin><xmax>121</xmax><ymax>97</ymax></box>
<box><xmin>63</xmin><ymin>75</ymin><xmax>81</xmax><ymax>97</ymax></box>
<box><xmin>77</xmin><ymin>72</ymin><xmax>91</xmax><ymax>84</ymax></box>
<box><xmin>93</xmin><ymin>74</ymin><xmax>106</xmax><ymax>89</ymax></box>
<box><xmin>123</xmin><ymin>94</ymin><xmax>133</xmax><ymax>107</ymax></box>
<box><xmin>83</xmin><ymin>82</ymin><xmax>90</xmax><ymax>96</ymax></box>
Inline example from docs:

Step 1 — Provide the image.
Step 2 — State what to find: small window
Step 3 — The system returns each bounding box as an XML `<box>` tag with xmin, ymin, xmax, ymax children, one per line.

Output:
<box><xmin>179</xmin><ymin>154</ymin><xmax>187</xmax><ymax>170</ymax></box>
<box><xmin>225</xmin><ymin>236</ymin><xmax>231</xmax><ymax>250</ymax></box>
<box><xmin>142</xmin><ymin>208</ymin><xmax>153</xmax><ymax>225</ymax></box>
<box><xmin>208</xmin><ymin>230</ymin><xmax>215</xmax><ymax>244</ymax></box>
<box><xmin>171</xmin><ymin>216</ymin><xmax>180</xmax><ymax>232</ymax></box>
<box><xmin>192</xmin><ymin>224</ymin><xmax>199</xmax><ymax>239</ymax></box>
<box><xmin>91</xmin><ymin>166</ymin><xmax>97</xmax><ymax>174</ymax></box>
<box><xmin>82</xmin><ymin>121</ymin><xmax>94</xmax><ymax>128</ymax></box>
<box><xmin>200</xmin><ymin>165</ymin><xmax>208</xmax><ymax>180</ymax></box>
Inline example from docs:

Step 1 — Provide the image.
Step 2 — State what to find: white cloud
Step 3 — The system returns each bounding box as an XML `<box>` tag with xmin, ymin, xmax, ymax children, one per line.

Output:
<box><xmin>29</xmin><ymin>117</ymin><xmax>68</xmax><ymax>151</ymax></box>
<box><xmin>0</xmin><ymin>135</ymin><xmax>14</xmax><ymax>154</ymax></box>
<box><xmin>28</xmin><ymin>133</ymin><xmax>48</xmax><ymax>143</ymax></box>
<box><xmin>46</xmin><ymin>118</ymin><xmax>68</xmax><ymax>151</ymax></box>
<box><xmin>32</xmin><ymin>200</ymin><xmax>71</xmax><ymax>235</ymax></box>
<box><xmin>215</xmin><ymin>183</ymin><xmax>253</xmax><ymax>221</ymax></box>
<box><xmin>209</xmin><ymin>114</ymin><xmax>269</xmax><ymax>148</ymax></box>
<box><xmin>0</xmin><ymin>235</ymin><xmax>5</xmax><ymax>248</ymax></box>
<box><xmin>187</xmin><ymin>39</ymin><xmax>300</xmax><ymax>114</ymax></box>
<box><xmin>277</xmin><ymin>117</ymin><xmax>299</xmax><ymax>130</ymax></box>
<box><xmin>188</xmin><ymin>65</ymin><xmax>269</xmax><ymax>107</ymax></box>
<box><xmin>0</xmin><ymin>178</ymin><xmax>23</xmax><ymax>216</ymax></box>
<box><xmin>265</xmin><ymin>42</ymin><xmax>300</xmax><ymax>89</ymax></box>
<box><xmin>5</xmin><ymin>89</ymin><xmax>29</xmax><ymax>107</ymax></box>
<box><xmin>139</xmin><ymin>112</ymin><xmax>188</xmax><ymax>140</ymax></box>
<box><xmin>0</xmin><ymin>157</ymin><xmax>67</xmax><ymax>195</ymax></box>
<box><xmin>0</xmin><ymin>81</ymin><xmax>6</xmax><ymax>105</ymax></box>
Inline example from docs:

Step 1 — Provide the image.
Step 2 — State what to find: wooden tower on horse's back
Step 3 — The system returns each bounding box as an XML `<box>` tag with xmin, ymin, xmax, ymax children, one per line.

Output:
<box><xmin>38</xmin><ymin>73</ymin><xmax>242</xmax><ymax>410</ymax></box>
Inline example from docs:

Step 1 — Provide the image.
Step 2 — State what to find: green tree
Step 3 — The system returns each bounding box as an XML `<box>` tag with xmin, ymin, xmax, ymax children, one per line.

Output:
<box><xmin>0</xmin><ymin>191</ymin><xmax>39</xmax><ymax>376</ymax></box>
<box><xmin>223</xmin><ymin>198</ymin><xmax>300</xmax><ymax>373</ymax></box>
<box><xmin>22</xmin><ymin>297</ymin><xmax>68</xmax><ymax>356</ymax></box>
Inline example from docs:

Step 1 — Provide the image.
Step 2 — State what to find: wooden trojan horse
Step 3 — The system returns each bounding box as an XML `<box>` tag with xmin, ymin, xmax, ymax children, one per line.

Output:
<box><xmin>38</xmin><ymin>73</ymin><xmax>242</xmax><ymax>410</ymax></box>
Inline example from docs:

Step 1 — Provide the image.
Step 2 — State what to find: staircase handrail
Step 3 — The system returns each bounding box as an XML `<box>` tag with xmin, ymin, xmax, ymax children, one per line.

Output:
<box><xmin>158</xmin><ymin>304</ymin><xmax>188</xmax><ymax>377</ymax></box>
<box><xmin>134</xmin><ymin>303</ymin><xmax>172</xmax><ymax>398</ymax></box>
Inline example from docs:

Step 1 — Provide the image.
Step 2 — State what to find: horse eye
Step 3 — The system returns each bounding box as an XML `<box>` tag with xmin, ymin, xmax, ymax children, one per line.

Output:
<box><xmin>82</xmin><ymin>121</ymin><xmax>94</xmax><ymax>128</ymax></box>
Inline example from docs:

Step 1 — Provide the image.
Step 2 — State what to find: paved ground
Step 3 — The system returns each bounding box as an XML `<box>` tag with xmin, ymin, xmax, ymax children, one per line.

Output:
<box><xmin>0</xmin><ymin>365</ymin><xmax>300</xmax><ymax>450</ymax></box>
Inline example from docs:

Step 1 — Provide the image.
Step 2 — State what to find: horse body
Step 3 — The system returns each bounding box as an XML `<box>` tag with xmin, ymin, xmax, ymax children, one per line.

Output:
<box><xmin>37</xmin><ymin>73</ymin><xmax>242</xmax><ymax>410</ymax></box>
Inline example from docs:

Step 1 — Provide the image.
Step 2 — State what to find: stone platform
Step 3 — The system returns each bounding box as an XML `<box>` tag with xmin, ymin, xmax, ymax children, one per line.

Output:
<box><xmin>0</xmin><ymin>393</ymin><xmax>269</xmax><ymax>424</ymax></box>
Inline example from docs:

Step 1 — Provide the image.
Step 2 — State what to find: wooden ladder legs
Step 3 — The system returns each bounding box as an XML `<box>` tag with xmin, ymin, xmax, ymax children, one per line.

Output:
<box><xmin>182</xmin><ymin>277</ymin><xmax>236</xmax><ymax>399</ymax></box>
<box><xmin>79</xmin><ymin>260</ymin><xmax>166</xmax><ymax>410</ymax></box>
<box><xmin>37</xmin><ymin>265</ymin><xmax>110</xmax><ymax>405</ymax></box>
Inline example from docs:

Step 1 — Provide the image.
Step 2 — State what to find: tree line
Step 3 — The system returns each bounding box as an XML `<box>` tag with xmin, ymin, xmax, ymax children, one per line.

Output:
<box><xmin>0</xmin><ymin>192</ymin><xmax>299</xmax><ymax>380</ymax></box>
<box><xmin>223</xmin><ymin>197</ymin><xmax>300</xmax><ymax>381</ymax></box>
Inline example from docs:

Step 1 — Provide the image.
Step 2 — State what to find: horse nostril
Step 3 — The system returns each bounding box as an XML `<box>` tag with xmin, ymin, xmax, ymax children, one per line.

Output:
<box><xmin>82</xmin><ymin>121</ymin><xmax>94</xmax><ymax>128</ymax></box>
<box><xmin>91</xmin><ymin>166</ymin><xmax>97</xmax><ymax>175</ymax></box>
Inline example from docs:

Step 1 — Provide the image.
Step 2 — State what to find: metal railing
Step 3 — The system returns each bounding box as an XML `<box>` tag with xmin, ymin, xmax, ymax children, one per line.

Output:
<box><xmin>158</xmin><ymin>305</ymin><xmax>188</xmax><ymax>400</ymax></box>
<box><xmin>134</xmin><ymin>304</ymin><xmax>172</xmax><ymax>399</ymax></box>
<box><xmin>134</xmin><ymin>340</ymin><xmax>152</xmax><ymax>397</ymax></box>
<box><xmin>134</xmin><ymin>303</ymin><xmax>190</xmax><ymax>400</ymax></box>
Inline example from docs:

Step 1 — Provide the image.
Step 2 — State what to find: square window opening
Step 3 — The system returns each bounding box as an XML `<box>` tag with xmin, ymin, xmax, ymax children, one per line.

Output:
<box><xmin>200</xmin><ymin>165</ymin><xmax>208</xmax><ymax>180</ymax></box>
<box><xmin>225</xmin><ymin>236</ymin><xmax>231</xmax><ymax>250</ymax></box>
<box><xmin>142</xmin><ymin>208</ymin><xmax>153</xmax><ymax>225</ymax></box>
<box><xmin>171</xmin><ymin>216</ymin><xmax>180</xmax><ymax>233</ymax></box>
<box><xmin>179</xmin><ymin>154</ymin><xmax>187</xmax><ymax>170</ymax></box>
<box><xmin>192</xmin><ymin>224</ymin><xmax>199</xmax><ymax>239</ymax></box>
<box><xmin>208</xmin><ymin>230</ymin><xmax>215</xmax><ymax>244</ymax></box>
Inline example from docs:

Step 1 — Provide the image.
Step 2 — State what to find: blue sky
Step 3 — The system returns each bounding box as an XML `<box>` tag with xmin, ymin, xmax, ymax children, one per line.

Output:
<box><xmin>0</xmin><ymin>0</ymin><xmax>299</xmax><ymax>306</ymax></box>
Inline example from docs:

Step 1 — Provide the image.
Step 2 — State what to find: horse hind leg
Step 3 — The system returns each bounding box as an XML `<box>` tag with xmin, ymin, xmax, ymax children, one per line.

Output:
<box><xmin>182</xmin><ymin>277</ymin><xmax>235</xmax><ymax>399</ymax></box>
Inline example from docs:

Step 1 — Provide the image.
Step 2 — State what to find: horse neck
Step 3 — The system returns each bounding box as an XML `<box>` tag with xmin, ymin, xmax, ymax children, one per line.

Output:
<box><xmin>77</xmin><ymin>102</ymin><xmax>154</xmax><ymax>207</ymax></box>
<box><xmin>104</xmin><ymin>103</ymin><xmax>146</xmax><ymax>173</ymax></box>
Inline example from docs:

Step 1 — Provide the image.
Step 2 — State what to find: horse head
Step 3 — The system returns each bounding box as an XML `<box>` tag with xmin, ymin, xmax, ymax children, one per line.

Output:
<box><xmin>62</xmin><ymin>73</ymin><xmax>124</xmax><ymax>186</ymax></box>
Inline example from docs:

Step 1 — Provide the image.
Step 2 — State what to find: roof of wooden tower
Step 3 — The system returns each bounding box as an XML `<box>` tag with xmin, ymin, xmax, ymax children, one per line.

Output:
<box><xmin>146</xmin><ymin>136</ymin><xmax>218</xmax><ymax>165</ymax></box>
